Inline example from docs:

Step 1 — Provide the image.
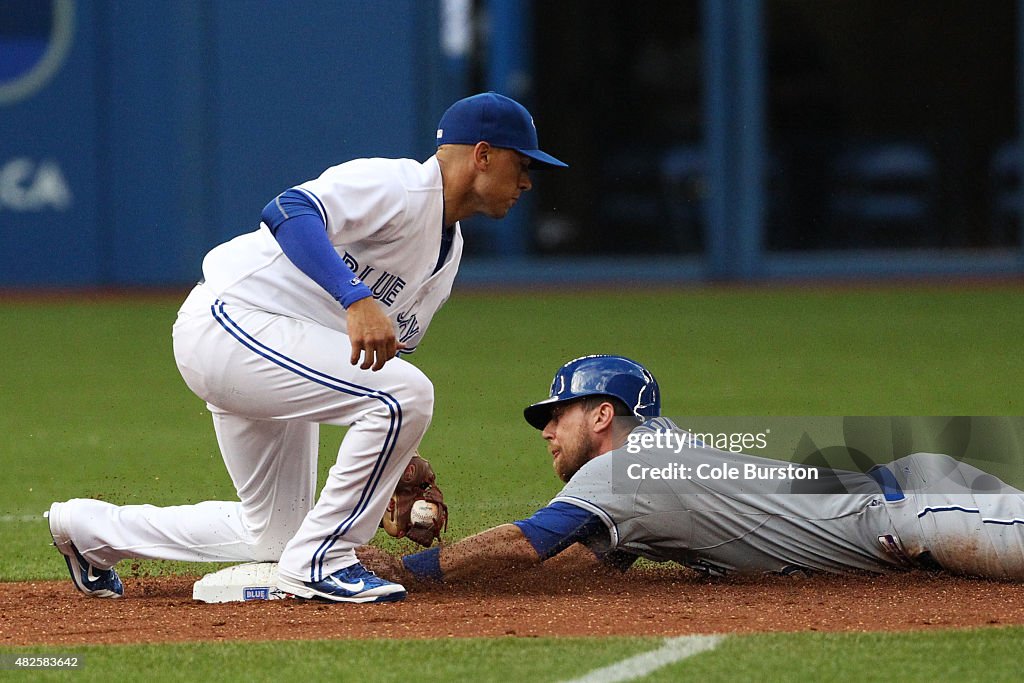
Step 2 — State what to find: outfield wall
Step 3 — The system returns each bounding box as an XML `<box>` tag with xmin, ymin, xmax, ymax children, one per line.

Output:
<box><xmin>2</xmin><ymin>1</ymin><xmax>1023</xmax><ymax>288</ymax></box>
<box><xmin>0</xmin><ymin>0</ymin><xmax>446</xmax><ymax>286</ymax></box>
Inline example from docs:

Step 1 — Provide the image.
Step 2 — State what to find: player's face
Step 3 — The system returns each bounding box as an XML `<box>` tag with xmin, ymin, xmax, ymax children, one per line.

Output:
<box><xmin>478</xmin><ymin>148</ymin><xmax>532</xmax><ymax>218</ymax></box>
<box><xmin>542</xmin><ymin>401</ymin><xmax>599</xmax><ymax>482</ymax></box>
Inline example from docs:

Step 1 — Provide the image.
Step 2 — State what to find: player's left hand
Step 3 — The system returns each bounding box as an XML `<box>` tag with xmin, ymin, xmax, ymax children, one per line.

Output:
<box><xmin>380</xmin><ymin>453</ymin><xmax>448</xmax><ymax>546</ymax></box>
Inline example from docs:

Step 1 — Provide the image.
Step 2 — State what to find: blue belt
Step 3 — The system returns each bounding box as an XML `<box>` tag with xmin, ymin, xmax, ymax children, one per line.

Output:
<box><xmin>868</xmin><ymin>465</ymin><xmax>905</xmax><ymax>502</ymax></box>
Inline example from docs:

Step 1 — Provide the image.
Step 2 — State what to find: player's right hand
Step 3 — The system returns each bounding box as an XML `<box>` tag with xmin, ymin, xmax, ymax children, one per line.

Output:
<box><xmin>346</xmin><ymin>297</ymin><xmax>405</xmax><ymax>371</ymax></box>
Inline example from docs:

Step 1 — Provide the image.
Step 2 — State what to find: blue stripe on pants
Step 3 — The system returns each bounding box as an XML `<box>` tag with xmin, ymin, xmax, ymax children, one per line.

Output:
<box><xmin>211</xmin><ymin>300</ymin><xmax>403</xmax><ymax>581</ymax></box>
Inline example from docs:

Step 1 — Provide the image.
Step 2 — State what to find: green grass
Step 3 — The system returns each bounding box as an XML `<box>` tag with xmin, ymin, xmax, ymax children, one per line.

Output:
<box><xmin>5</xmin><ymin>285</ymin><xmax>1024</xmax><ymax>576</ymax></box>
<box><xmin>2</xmin><ymin>627</ymin><xmax>1022</xmax><ymax>682</ymax></box>
<box><xmin>0</xmin><ymin>636</ymin><xmax>659</xmax><ymax>682</ymax></box>
<box><xmin>659</xmin><ymin>626</ymin><xmax>1024</xmax><ymax>682</ymax></box>
<box><xmin>2</xmin><ymin>284</ymin><xmax>1023</xmax><ymax>678</ymax></box>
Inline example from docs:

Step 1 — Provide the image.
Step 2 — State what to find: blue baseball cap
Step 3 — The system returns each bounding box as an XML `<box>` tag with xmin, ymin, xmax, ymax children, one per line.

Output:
<box><xmin>523</xmin><ymin>355</ymin><xmax>661</xmax><ymax>430</ymax></box>
<box><xmin>436</xmin><ymin>92</ymin><xmax>568</xmax><ymax>169</ymax></box>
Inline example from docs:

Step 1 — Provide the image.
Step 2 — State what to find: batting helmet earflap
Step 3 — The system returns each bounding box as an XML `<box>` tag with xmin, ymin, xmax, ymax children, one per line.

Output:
<box><xmin>523</xmin><ymin>355</ymin><xmax>661</xmax><ymax>430</ymax></box>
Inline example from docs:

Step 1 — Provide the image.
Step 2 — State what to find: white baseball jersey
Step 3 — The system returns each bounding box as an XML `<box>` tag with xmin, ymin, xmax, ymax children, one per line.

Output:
<box><xmin>56</xmin><ymin>155</ymin><xmax>464</xmax><ymax>587</ymax></box>
<box><xmin>202</xmin><ymin>155</ymin><xmax>463</xmax><ymax>352</ymax></box>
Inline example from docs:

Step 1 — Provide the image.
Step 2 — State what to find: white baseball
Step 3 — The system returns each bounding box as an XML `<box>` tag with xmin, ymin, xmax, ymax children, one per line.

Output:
<box><xmin>410</xmin><ymin>500</ymin><xmax>437</xmax><ymax>526</ymax></box>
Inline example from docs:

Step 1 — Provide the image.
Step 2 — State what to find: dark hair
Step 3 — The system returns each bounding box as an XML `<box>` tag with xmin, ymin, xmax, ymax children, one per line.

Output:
<box><xmin>580</xmin><ymin>395</ymin><xmax>640</xmax><ymax>424</ymax></box>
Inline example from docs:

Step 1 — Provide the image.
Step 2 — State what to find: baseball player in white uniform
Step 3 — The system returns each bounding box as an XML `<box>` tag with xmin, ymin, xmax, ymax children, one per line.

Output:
<box><xmin>45</xmin><ymin>92</ymin><xmax>567</xmax><ymax>603</ymax></box>
<box><xmin>390</xmin><ymin>355</ymin><xmax>1024</xmax><ymax>584</ymax></box>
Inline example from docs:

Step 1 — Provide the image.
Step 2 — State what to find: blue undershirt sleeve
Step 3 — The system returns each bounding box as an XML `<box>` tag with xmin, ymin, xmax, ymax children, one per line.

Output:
<box><xmin>512</xmin><ymin>501</ymin><xmax>610</xmax><ymax>561</ymax></box>
<box><xmin>261</xmin><ymin>189</ymin><xmax>373</xmax><ymax>308</ymax></box>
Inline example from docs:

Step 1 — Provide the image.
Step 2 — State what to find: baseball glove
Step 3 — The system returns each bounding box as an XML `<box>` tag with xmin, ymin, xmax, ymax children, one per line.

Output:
<box><xmin>380</xmin><ymin>453</ymin><xmax>448</xmax><ymax>546</ymax></box>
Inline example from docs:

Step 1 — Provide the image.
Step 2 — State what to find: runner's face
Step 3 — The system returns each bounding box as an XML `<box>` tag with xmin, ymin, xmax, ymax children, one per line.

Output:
<box><xmin>542</xmin><ymin>401</ymin><xmax>598</xmax><ymax>482</ymax></box>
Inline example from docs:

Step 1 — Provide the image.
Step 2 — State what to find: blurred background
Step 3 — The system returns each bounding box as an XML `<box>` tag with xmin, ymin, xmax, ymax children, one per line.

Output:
<box><xmin>1</xmin><ymin>0</ymin><xmax>1023</xmax><ymax>287</ymax></box>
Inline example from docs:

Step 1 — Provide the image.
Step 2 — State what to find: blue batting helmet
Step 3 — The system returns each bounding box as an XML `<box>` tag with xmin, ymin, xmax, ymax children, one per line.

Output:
<box><xmin>523</xmin><ymin>355</ymin><xmax>661</xmax><ymax>430</ymax></box>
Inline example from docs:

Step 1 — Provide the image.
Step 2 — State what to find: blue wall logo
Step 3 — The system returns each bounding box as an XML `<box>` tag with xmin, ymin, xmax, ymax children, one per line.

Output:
<box><xmin>0</xmin><ymin>0</ymin><xmax>74</xmax><ymax>106</ymax></box>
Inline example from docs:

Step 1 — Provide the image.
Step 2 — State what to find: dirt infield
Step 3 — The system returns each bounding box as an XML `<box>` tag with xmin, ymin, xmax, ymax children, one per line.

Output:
<box><xmin>3</xmin><ymin>566</ymin><xmax>1023</xmax><ymax>646</ymax></box>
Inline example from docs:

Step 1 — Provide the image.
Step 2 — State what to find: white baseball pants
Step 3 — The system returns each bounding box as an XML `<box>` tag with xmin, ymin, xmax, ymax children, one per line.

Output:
<box><xmin>59</xmin><ymin>284</ymin><xmax>433</xmax><ymax>583</ymax></box>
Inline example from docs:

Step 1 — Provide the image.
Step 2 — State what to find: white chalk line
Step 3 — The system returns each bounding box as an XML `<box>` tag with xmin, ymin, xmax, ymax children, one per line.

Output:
<box><xmin>0</xmin><ymin>514</ymin><xmax>45</xmax><ymax>523</ymax></box>
<box><xmin>559</xmin><ymin>634</ymin><xmax>724</xmax><ymax>683</ymax></box>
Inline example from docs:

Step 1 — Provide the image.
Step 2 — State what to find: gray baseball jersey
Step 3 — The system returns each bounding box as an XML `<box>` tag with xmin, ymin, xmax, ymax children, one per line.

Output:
<box><xmin>552</xmin><ymin>418</ymin><xmax>1024</xmax><ymax>579</ymax></box>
